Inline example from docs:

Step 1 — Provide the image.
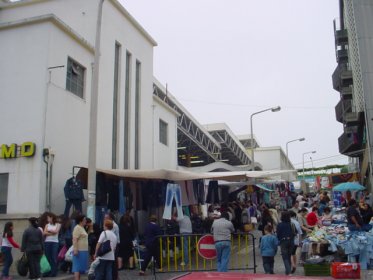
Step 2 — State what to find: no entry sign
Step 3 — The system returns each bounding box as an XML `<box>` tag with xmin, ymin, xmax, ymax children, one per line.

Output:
<box><xmin>197</xmin><ymin>234</ymin><xmax>217</xmax><ymax>260</ymax></box>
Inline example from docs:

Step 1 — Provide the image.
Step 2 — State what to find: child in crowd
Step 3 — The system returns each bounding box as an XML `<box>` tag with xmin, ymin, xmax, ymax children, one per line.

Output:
<box><xmin>259</xmin><ymin>225</ymin><xmax>278</xmax><ymax>274</ymax></box>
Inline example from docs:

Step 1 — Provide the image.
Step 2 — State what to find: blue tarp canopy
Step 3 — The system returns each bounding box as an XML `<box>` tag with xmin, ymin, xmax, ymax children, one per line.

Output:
<box><xmin>332</xmin><ymin>182</ymin><xmax>365</xmax><ymax>192</ymax></box>
<box><xmin>255</xmin><ymin>184</ymin><xmax>274</xmax><ymax>192</ymax></box>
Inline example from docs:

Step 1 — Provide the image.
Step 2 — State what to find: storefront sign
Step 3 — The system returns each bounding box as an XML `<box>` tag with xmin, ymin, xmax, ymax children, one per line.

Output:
<box><xmin>0</xmin><ymin>142</ymin><xmax>36</xmax><ymax>159</ymax></box>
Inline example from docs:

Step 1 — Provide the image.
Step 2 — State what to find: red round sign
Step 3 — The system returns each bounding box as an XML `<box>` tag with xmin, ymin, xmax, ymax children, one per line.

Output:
<box><xmin>197</xmin><ymin>234</ymin><xmax>217</xmax><ymax>260</ymax></box>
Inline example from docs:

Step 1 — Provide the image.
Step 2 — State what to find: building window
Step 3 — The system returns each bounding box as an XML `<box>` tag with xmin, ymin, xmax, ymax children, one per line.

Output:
<box><xmin>0</xmin><ymin>173</ymin><xmax>9</xmax><ymax>214</ymax></box>
<box><xmin>66</xmin><ymin>57</ymin><xmax>85</xmax><ymax>98</ymax></box>
<box><xmin>159</xmin><ymin>119</ymin><xmax>168</xmax><ymax>146</ymax></box>
<box><xmin>123</xmin><ymin>51</ymin><xmax>131</xmax><ymax>169</ymax></box>
<box><xmin>112</xmin><ymin>42</ymin><xmax>121</xmax><ymax>169</ymax></box>
<box><xmin>134</xmin><ymin>60</ymin><xmax>141</xmax><ymax>169</ymax></box>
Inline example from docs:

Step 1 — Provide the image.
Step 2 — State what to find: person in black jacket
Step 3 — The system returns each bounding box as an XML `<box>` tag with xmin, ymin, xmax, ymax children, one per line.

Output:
<box><xmin>21</xmin><ymin>217</ymin><xmax>44</xmax><ymax>280</ymax></box>
<box><xmin>276</xmin><ymin>211</ymin><xmax>295</xmax><ymax>276</ymax></box>
<box><xmin>259</xmin><ymin>208</ymin><xmax>274</xmax><ymax>235</ymax></box>
<box><xmin>118</xmin><ymin>213</ymin><xmax>135</xmax><ymax>270</ymax></box>
<box><xmin>139</xmin><ymin>215</ymin><xmax>162</xmax><ymax>276</ymax></box>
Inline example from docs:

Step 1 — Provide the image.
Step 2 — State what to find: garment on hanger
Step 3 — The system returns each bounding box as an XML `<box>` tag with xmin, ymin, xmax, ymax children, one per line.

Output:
<box><xmin>162</xmin><ymin>183</ymin><xmax>183</xmax><ymax>220</ymax></box>
<box><xmin>193</xmin><ymin>179</ymin><xmax>205</xmax><ymax>204</ymax></box>
<box><xmin>205</xmin><ymin>180</ymin><xmax>219</xmax><ymax>204</ymax></box>
<box><xmin>186</xmin><ymin>180</ymin><xmax>198</xmax><ymax>205</ymax></box>
<box><xmin>63</xmin><ymin>176</ymin><xmax>84</xmax><ymax>217</ymax></box>
<box><xmin>107</xmin><ymin>179</ymin><xmax>119</xmax><ymax>211</ymax></box>
<box><xmin>119</xmin><ymin>179</ymin><xmax>125</xmax><ymax>215</ymax></box>
<box><xmin>178</xmin><ymin>181</ymin><xmax>190</xmax><ymax>206</ymax></box>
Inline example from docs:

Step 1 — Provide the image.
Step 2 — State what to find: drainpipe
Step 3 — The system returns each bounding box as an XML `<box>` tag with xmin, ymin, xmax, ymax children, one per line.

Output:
<box><xmin>43</xmin><ymin>148</ymin><xmax>55</xmax><ymax>212</ymax></box>
<box><xmin>43</xmin><ymin>148</ymin><xmax>50</xmax><ymax>211</ymax></box>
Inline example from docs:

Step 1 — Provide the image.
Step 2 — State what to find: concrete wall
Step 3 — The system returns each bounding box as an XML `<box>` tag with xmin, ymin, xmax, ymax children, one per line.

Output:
<box><xmin>0</xmin><ymin>0</ymin><xmax>175</xmax><ymax>215</ymax></box>
<box><xmin>254</xmin><ymin>147</ymin><xmax>297</xmax><ymax>181</ymax></box>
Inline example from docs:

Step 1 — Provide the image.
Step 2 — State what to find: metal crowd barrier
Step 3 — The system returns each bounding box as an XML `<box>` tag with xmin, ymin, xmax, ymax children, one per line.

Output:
<box><xmin>152</xmin><ymin>232</ymin><xmax>257</xmax><ymax>273</ymax></box>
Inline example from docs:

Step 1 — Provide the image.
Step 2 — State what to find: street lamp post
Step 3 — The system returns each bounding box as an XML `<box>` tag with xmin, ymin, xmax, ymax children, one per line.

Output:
<box><xmin>250</xmin><ymin>106</ymin><xmax>281</xmax><ymax>170</ymax></box>
<box><xmin>286</xmin><ymin>137</ymin><xmax>305</xmax><ymax>169</ymax></box>
<box><xmin>310</xmin><ymin>156</ymin><xmax>314</xmax><ymax>176</ymax></box>
<box><xmin>302</xmin><ymin>151</ymin><xmax>316</xmax><ymax>181</ymax></box>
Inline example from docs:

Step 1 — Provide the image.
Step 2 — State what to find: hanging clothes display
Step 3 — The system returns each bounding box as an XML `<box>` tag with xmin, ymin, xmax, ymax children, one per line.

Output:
<box><xmin>95</xmin><ymin>173</ymin><xmax>108</xmax><ymax>228</ymax></box>
<box><xmin>118</xmin><ymin>179</ymin><xmax>125</xmax><ymax>215</ymax></box>
<box><xmin>162</xmin><ymin>183</ymin><xmax>183</xmax><ymax>220</ymax></box>
<box><xmin>205</xmin><ymin>180</ymin><xmax>219</xmax><ymax>204</ymax></box>
<box><xmin>193</xmin><ymin>179</ymin><xmax>205</xmax><ymax>204</ymax></box>
<box><xmin>186</xmin><ymin>180</ymin><xmax>198</xmax><ymax>205</ymax></box>
<box><xmin>63</xmin><ymin>176</ymin><xmax>85</xmax><ymax>217</ymax></box>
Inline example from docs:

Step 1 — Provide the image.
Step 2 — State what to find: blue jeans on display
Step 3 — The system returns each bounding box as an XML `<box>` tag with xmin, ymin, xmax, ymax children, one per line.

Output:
<box><xmin>95</xmin><ymin>259</ymin><xmax>114</xmax><ymax>280</ymax></box>
<box><xmin>1</xmin><ymin>247</ymin><xmax>13</xmax><ymax>277</ymax></box>
<box><xmin>280</xmin><ymin>239</ymin><xmax>293</xmax><ymax>275</ymax></box>
<box><xmin>162</xmin><ymin>184</ymin><xmax>183</xmax><ymax>220</ymax></box>
<box><xmin>44</xmin><ymin>242</ymin><xmax>59</xmax><ymax>277</ymax></box>
<box><xmin>215</xmin><ymin>241</ymin><xmax>231</xmax><ymax>272</ymax></box>
<box><xmin>348</xmin><ymin>223</ymin><xmax>373</xmax><ymax>232</ymax></box>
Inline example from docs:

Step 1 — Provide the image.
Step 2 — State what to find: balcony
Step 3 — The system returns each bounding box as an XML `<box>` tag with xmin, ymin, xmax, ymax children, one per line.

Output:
<box><xmin>336</xmin><ymin>49</ymin><xmax>348</xmax><ymax>63</ymax></box>
<box><xmin>335</xmin><ymin>29</ymin><xmax>348</xmax><ymax>46</ymax></box>
<box><xmin>344</xmin><ymin>125</ymin><xmax>359</xmax><ymax>134</ymax></box>
<box><xmin>345</xmin><ymin>111</ymin><xmax>363</xmax><ymax>125</ymax></box>
<box><xmin>332</xmin><ymin>63</ymin><xmax>353</xmax><ymax>91</ymax></box>
<box><xmin>335</xmin><ymin>99</ymin><xmax>352</xmax><ymax>123</ymax></box>
<box><xmin>340</xmin><ymin>86</ymin><xmax>353</xmax><ymax>100</ymax></box>
<box><xmin>338</xmin><ymin>131</ymin><xmax>360</xmax><ymax>156</ymax></box>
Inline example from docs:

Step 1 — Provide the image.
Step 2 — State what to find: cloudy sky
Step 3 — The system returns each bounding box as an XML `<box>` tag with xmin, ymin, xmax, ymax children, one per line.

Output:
<box><xmin>121</xmin><ymin>0</ymin><xmax>347</xmax><ymax>170</ymax></box>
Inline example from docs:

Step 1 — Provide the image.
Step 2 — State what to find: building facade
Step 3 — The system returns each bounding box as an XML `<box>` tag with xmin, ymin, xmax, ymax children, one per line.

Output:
<box><xmin>0</xmin><ymin>0</ymin><xmax>178</xmax><ymax>215</ymax></box>
<box><xmin>332</xmin><ymin>0</ymin><xmax>373</xmax><ymax>189</ymax></box>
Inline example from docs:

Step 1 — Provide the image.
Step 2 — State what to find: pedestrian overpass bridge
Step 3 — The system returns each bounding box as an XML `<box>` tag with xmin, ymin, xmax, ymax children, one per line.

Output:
<box><xmin>153</xmin><ymin>80</ymin><xmax>252</xmax><ymax>169</ymax></box>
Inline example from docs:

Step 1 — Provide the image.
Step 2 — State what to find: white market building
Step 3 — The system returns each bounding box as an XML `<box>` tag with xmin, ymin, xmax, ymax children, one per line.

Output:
<box><xmin>0</xmin><ymin>0</ymin><xmax>297</xmax><ymax>221</ymax></box>
<box><xmin>0</xmin><ymin>0</ymin><xmax>179</xmax><ymax>217</ymax></box>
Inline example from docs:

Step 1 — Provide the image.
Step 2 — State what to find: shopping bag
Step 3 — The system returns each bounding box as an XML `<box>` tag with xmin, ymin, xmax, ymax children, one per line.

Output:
<box><xmin>57</xmin><ymin>245</ymin><xmax>67</xmax><ymax>261</ymax></box>
<box><xmin>250</xmin><ymin>217</ymin><xmax>258</xmax><ymax>224</ymax></box>
<box><xmin>17</xmin><ymin>253</ymin><xmax>28</xmax><ymax>276</ymax></box>
<box><xmin>97</xmin><ymin>239</ymin><xmax>111</xmax><ymax>256</ymax></box>
<box><xmin>65</xmin><ymin>245</ymin><xmax>74</xmax><ymax>262</ymax></box>
<box><xmin>97</xmin><ymin>231</ymin><xmax>111</xmax><ymax>257</ymax></box>
<box><xmin>40</xmin><ymin>254</ymin><xmax>51</xmax><ymax>274</ymax></box>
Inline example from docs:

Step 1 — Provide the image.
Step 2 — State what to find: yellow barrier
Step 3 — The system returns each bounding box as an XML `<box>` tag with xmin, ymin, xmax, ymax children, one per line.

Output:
<box><xmin>155</xmin><ymin>232</ymin><xmax>256</xmax><ymax>273</ymax></box>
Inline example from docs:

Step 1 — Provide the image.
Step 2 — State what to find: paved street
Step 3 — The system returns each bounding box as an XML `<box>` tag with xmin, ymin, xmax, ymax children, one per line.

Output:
<box><xmin>8</xmin><ymin>229</ymin><xmax>373</xmax><ymax>280</ymax></box>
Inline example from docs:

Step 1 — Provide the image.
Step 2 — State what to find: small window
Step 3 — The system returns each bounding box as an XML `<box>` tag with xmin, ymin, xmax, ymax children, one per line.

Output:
<box><xmin>0</xmin><ymin>173</ymin><xmax>9</xmax><ymax>214</ymax></box>
<box><xmin>66</xmin><ymin>57</ymin><xmax>85</xmax><ymax>98</ymax></box>
<box><xmin>159</xmin><ymin>119</ymin><xmax>168</xmax><ymax>146</ymax></box>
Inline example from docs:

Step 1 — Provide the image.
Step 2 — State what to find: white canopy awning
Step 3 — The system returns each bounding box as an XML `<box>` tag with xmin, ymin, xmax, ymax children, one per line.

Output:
<box><xmin>90</xmin><ymin>168</ymin><xmax>294</xmax><ymax>182</ymax></box>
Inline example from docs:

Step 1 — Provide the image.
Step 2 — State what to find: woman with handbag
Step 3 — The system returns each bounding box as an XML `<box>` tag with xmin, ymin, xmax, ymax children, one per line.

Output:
<box><xmin>94</xmin><ymin>219</ymin><xmax>117</xmax><ymax>280</ymax></box>
<box><xmin>1</xmin><ymin>222</ymin><xmax>20</xmax><ymax>280</ymax></box>
<box><xmin>72</xmin><ymin>215</ymin><xmax>88</xmax><ymax>280</ymax></box>
<box><xmin>21</xmin><ymin>217</ymin><xmax>44</xmax><ymax>280</ymax></box>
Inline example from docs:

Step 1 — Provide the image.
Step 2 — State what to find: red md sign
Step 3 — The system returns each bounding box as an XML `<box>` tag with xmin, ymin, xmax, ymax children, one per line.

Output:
<box><xmin>197</xmin><ymin>234</ymin><xmax>217</xmax><ymax>260</ymax></box>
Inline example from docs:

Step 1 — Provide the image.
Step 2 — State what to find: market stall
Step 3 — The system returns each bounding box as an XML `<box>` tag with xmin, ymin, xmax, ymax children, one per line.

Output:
<box><xmin>300</xmin><ymin>182</ymin><xmax>372</xmax><ymax>278</ymax></box>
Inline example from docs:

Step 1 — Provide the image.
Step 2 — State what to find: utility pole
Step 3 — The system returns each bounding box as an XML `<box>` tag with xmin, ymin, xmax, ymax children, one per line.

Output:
<box><xmin>87</xmin><ymin>0</ymin><xmax>104</xmax><ymax>222</ymax></box>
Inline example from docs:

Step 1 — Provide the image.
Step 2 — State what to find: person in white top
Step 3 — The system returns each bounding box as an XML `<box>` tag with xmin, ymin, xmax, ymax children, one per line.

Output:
<box><xmin>43</xmin><ymin>212</ymin><xmax>61</xmax><ymax>277</ymax></box>
<box><xmin>173</xmin><ymin>212</ymin><xmax>192</xmax><ymax>266</ymax></box>
<box><xmin>94</xmin><ymin>219</ymin><xmax>118</xmax><ymax>280</ymax></box>
<box><xmin>1</xmin><ymin>221</ymin><xmax>20</xmax><ymax>280</ymax></box>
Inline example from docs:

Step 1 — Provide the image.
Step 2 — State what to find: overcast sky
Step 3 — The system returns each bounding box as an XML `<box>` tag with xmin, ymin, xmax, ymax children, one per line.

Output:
<box><xmin>121</xmin><ymin>0</ymin><xmax>347</xmax><ymax>170</ymax></box>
